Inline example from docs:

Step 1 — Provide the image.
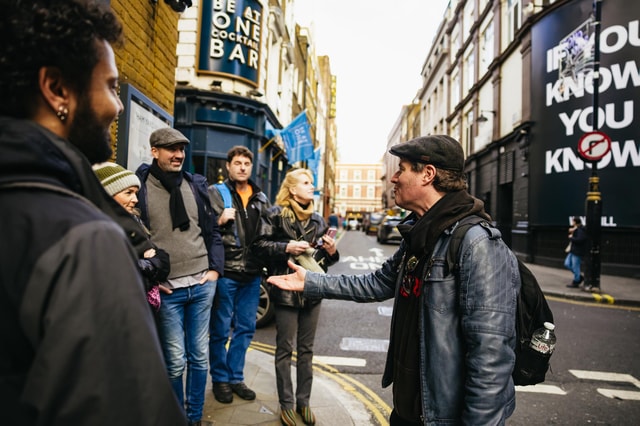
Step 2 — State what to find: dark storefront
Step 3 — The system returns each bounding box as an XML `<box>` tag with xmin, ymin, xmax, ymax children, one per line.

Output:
<box><xmin>468</xmin><ymin>0</ymin><xmax>639</xmax><ymax>277</ymax></box>
<box><xmin>174</xmin><ymin>88</ymin><xmax>288</xmax><ymax>201</ymax></box>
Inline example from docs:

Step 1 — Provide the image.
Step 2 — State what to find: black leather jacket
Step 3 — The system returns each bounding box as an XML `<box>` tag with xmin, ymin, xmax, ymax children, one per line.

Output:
<box><xmin>208</xmin><ymin>179</ymin><xmax>270</xmax><ymax>279</ymax></box>
<box><xmin>252</xmin><ymin>205</ymin><xmax>339</xmax><ymax>308</ymax></box>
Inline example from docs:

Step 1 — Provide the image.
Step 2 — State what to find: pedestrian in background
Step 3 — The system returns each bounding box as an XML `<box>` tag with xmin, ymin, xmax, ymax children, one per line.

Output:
<box><xmin>0</xmin><ymin>1</ymin><xmax>186</xmax><ymax>424</ymax></box>
<box><xmin>565</xmin><ymin>216</ymin><xmax>588</xmax><ymax>288</ymax></box>
<box><xmin>136</xmin><ymin>127</ymin><xmax>224</xmax><ymax>426</ymax></box>
<box><xmin>93</xmin><ymin>161</ymin><xmax>171</xmax><ymax>312</ymax></box>
<box><xmin>267</xmin><ymin>136</ymin><xmax>520</xmax><ymax>425</ymax></box>
<box><xmin>253</xmin><ymin>168</ymin><xmax>339</xmax><ymax>426</ymax></box>
<box><xmin>207</xmin><ymin>146</ymin><xmax>271</xmax><ymax>404</ymax></box>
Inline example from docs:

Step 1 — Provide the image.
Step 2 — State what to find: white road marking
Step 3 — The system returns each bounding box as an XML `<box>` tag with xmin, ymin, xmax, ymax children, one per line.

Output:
<box><xmin>377</xmin><ymin>306</ymin><xmax>393</xmax><ymax>316</ymax></box>
<box><xmin>569</xmin><ymin>370</ymin><xmax>640</xmax><ymax>388</ymax></box>
<box><xmin>515</xmin><ymin>384</ymin><xmax>567</xmax><ymax>395</ymax></box>
<box><xmin>313</xmin><ymin>355</ymin><xmax>367</xmax><ymax>367</ymax></box>
<box><xmin>369</xmin><ymin>247</ymin><xmax>385</xmax><ymax>257</ymax></box>
<box><xmin>340</xmin><ymin>337</ymin><xmax>389</xmax><ymax>352</ymax></box>
<box><xmin>597</xmin><ymin>388</ymin><xmax>640</xmax><ymax>400</ymax></box>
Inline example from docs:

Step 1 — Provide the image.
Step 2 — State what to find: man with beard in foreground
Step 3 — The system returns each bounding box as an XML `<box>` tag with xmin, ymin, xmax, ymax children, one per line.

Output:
<box><xmin>0</xmin><ymin>1</ymin><xmax>187</xmax><ymax>425</ymax></box>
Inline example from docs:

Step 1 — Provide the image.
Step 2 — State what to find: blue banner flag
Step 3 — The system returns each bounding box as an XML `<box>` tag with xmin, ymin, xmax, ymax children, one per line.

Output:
<box><xmin>280</xmin><ymin>111</ymin><xmax>315</xmax><ymax>163</ymax></box>
<box><xmin>307</xmin><ymin>147</ymin><xmax>322</xmax><ymax>186</ymax></box>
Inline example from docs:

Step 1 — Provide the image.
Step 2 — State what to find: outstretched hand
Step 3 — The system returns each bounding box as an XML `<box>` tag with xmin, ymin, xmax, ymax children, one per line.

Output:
<box><xmin>266</xmin><ymin>260</ymin><xmax>307</xmax><ymax>291</ymax></box>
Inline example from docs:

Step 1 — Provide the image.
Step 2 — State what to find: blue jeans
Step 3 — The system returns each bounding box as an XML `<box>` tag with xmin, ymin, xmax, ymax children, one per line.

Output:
<box><xmin>209</xmin><ymin>275</ymin><xmax>261</xmax><ymax>383</ymax></box>
<box><xmin>157</xmin><ymin>280</ymin><xmax>216</xmax><ymax>422</ymax></box>
<box><xmin>564</xmin><ymin>253</ymin><xmax>583</xmax><ymax>282</ymax></box>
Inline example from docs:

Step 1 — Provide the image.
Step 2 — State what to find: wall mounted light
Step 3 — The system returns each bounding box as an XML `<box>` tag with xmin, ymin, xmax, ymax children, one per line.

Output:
<box><xmin>210</xmin><ymin>80</ymin><xmax>223</xmax><ymax>90</ymax></box>
<box><xmin>476</xmin><ymin>110</ymin><xmax>496</xmax><ymax>123</ymax></box>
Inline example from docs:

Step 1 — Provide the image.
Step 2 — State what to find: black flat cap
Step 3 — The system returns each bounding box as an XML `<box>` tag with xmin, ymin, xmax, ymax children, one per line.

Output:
<box><xmin>149</xmin><ymin>127</ymin><xmax>190</xmax><ymax>148</ymax></box>
<box><xmin>389</xmin><ymin>135</ymin><xmax>464</xmax><ymax>172</ymax></box>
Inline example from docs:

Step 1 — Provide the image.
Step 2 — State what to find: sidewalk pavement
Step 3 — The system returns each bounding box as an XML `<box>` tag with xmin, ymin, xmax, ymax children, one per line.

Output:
<box><xmin>201</xmin><ymin>265</ymin><xmax>640</xmax><ymax>425</ymax></box>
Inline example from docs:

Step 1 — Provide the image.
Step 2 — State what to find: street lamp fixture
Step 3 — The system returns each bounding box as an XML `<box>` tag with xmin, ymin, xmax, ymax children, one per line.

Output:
<box><xmin>476</xmin><ymin>110</ymin><xmax>496</xmax><ymax>123</ymax></box>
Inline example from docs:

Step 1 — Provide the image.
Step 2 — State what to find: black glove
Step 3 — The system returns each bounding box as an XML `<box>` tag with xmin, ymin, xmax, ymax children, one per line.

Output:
<box><xmin>138</xmin><ymin>248</ymin><xmax>171</xmax><ymax>283</ymax></box>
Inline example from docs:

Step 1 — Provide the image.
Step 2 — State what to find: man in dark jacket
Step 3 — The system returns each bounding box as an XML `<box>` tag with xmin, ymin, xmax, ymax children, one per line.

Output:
<box><xmin>207</xmin><ymin>146</ymin><xmax>271</xmax><ymax>403</ymax></box>
<box><xmin>0</xmin><ymin>1</ymin><xmax>186</xmax><ymax>425</ymax></box>
<box><xmin>136</xmin><ymin>127</ymin><xmax>224</xmax><ymax>426</ymax></box>
<box><xmin>267</xmin><ymin>136</ymin><xmax>520</xmax><ymax>425</ymax></box>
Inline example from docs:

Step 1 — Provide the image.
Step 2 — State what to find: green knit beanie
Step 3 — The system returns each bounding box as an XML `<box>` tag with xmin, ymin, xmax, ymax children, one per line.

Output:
<box><xmin>92</xmin><ymin>162</ymin><xmax>141</xmax><ymax>196</ymax></box>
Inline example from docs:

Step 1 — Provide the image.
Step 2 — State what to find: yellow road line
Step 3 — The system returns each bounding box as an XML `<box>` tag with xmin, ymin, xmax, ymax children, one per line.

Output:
<box><xmin>546</xmin><ymin>295</ymin><xmax>640</xmax><ymax>311</ymax></box>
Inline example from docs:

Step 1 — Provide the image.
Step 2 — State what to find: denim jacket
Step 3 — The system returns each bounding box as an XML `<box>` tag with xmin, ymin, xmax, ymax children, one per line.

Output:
<box><xmin>303</xmin><ymin>220</ymin><xmax>519</xmax><ymax>425</ymax></box>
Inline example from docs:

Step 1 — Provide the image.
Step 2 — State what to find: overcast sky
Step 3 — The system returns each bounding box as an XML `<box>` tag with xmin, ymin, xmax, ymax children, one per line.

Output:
<box><xmin>294</xmin><ymin>0</ymin><xmax>451</xmax><ymax>163</ymax></box>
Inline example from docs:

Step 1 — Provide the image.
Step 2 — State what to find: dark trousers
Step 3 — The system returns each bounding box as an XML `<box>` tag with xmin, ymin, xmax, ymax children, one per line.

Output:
<box><xmin>274</xmin><ymin>302</ymin><xmax>321</xmax><ymax>409</ymax></box>
<box><xmin>390</xmin><ymin>409</ymin><xmax>422</xmax><ymax>426</ymax></box>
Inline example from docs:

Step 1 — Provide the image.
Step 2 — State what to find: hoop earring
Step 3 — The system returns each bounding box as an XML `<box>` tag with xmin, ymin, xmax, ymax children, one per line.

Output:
<box><xmin>56</xmin><ymin>105</ymin><xmax>69</xmax><ymax>122</ymax></box>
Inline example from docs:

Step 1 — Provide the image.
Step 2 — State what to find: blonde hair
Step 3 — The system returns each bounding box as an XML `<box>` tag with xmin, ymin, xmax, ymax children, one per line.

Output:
<box><xmin>275</xmin><ymin>168</ymin><xmax>314</xmax><ymax>221</ymax></box>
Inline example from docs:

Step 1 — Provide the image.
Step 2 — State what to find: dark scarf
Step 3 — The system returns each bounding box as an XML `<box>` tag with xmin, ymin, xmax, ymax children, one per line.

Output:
<box><xmin>398</xmin><ymin>189</ymin><xmax>490</xmax><ymax>260</ymax></box>
<box><xmin>149</xmin><ymin>160</ymin><xmax>190</xmax><ymax>231</ymax></box>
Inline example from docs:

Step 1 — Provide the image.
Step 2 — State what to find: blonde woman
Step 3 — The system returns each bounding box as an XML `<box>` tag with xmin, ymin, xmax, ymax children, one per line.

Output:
<box><xmin>253</xmin><ymin>168</ymin><xmax>339</xmax><ymax>426</ymax></box>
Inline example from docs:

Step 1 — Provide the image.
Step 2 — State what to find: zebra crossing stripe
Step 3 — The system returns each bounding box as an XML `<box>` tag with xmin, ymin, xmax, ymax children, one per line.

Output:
<box><xmin>515</xmin><ymin>384</ymin><xmax>567</xmax><ymax>395</ymax></box>
<box><xmin>597</xmin><ymin>388</ymin><xmax>640</xmax><ymax>400</ymax></box>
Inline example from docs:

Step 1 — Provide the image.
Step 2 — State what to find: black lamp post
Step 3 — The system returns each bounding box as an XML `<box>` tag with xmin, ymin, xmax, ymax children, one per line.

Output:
<box><xmin>584</xmin><ymin>0</ymin><xmax>603</xmax><ymax>292</ymax></box>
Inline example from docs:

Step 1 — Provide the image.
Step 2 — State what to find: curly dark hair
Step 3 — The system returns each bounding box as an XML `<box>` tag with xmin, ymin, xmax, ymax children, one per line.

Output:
<box><xmin>0</xmin><ymin>0</ymin><xmax>123</xmax><ymax>118</ymax></box>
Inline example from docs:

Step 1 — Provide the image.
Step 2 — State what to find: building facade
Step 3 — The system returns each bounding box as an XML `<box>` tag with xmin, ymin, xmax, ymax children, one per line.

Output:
<box><xmin>385</xmin><ymin>0</ymin><xmax>639</xmax><ymax>277</ymax></box>
<box><xmin>109</xmin><ymin>0</ymin><xmax>338</xmax><ymax>213</ymax></box>
<box><xmin>335</xmin><ymin>163</ymin><xmax>384</xmax><ymax>219</ymax></box>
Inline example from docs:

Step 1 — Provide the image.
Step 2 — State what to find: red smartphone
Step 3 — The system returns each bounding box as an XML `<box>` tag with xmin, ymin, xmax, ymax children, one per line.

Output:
<box><xmin>316</xmin><ymin>227</ymin><xmax>337</xmax><ymax>247</ymax></box>
<box><xmin>325</xmin><ymin>227</ymin><xmax>338</xmax><ymax>239</ymax></box>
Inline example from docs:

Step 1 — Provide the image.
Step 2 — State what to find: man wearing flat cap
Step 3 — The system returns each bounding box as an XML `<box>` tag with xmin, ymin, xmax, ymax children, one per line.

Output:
<box><xmin>136</xmin><ymin>127</ymin><xmax>224</xmax><ymax>426</ymax></box>
<box><xmin>267</xmin><ymin>135</ymin><xmax>520</xmax><ymax>425</ymax></box>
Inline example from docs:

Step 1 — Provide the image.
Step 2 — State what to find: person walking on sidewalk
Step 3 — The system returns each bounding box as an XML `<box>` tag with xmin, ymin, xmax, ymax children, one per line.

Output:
<box><xmin>207</xmin><ymin>146</ymin><xmax>271</xmax><ymax>403</ymax></box>
<box><xmin>267</xmin><ymin>136</ymin><xmax>519</xmax><ymax>426</ymax></box>
<box><xmin>565</xmin><ymin>216</ymin><xmax>588</xmax><ymax>288</ymax></box>
<box><xmin>0</xmin><ymin>1</ymin><xmax>186</xmax><ymax>424</ymax></box>
<box><xmin>253</xmin><ymin>168</ymin><xmax>339</xmax><ymax>426</ymax></box>
<box><xmin>136</xmin><ymin>128</ymin><xmax>224</xmax><ymax>426</ymax></box>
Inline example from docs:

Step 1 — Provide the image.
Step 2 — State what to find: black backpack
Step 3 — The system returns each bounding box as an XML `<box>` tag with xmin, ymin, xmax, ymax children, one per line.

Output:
<box><xmin>447</xmin><ymin>215</ymin><xmax>555</xmax><ymax>386</ymax></box>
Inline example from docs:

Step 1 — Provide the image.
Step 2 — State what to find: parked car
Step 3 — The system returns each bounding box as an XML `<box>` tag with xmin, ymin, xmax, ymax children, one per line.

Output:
<box><xmin>365</xmin><ymin>212</ymin><xmax>384</xmax><ymax>235</ymax></box>
<box><xmin>377</xmin><ymin>215</ymin><xmax>403</xmax><ymax>244</ymax></box>
<box><xmin>256</xmin><ymin>269</ymin><xmax>275</xmax><ymax>328</ymax></box>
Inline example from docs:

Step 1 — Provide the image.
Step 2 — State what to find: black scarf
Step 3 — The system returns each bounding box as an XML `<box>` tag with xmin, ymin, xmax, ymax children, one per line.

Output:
<box><xmin>398</xmin><ymin>190</ymin><xmax>490</xmax><ymax>260</ymax></box>
<box><xmin>149</xmin><ymin>160</ymin><xmax>190</xmax><ymax>231</ymax></box>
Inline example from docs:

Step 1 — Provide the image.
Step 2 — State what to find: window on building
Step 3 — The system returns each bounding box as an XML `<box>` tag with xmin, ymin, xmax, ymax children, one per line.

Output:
<box><xmin>463</xmin><ymin>0</ymin><xmax>475</xmax><ymax>41</ymax></box>
<box><xmin>464</xmin><ymin>48</ymin><xmax>475</xmax><ymax>93</ymax></box>
<box><xmin>480</xmin><ymin>18</ymin><xmax>494</xmax><ymax>77</ymax></box>
<box><xmin>367</xmin><ymin>170</ymin><xmax>376</xmax><ymax>180</ymax></box>
<box><xmin>354</xmin><ymin>170</ymin><xmax>362</xmax><ymax>181</ymax></box>
<box><xmin>451</xmin><ymin>68</ymin><xmax>460</xmax><ymax>108</ymax></box>
<box><xmin>465</xmin><ymin>110</ymin><xmax>474</xmax><ymax>156</ymax></box>
<box><xmin>451</xmin><ymin>24</ymin><xmax>461</xmax><ymax>58</ymax></box>
<box><xmin>354</xmin><ymin>185</ymin><xmax>361</xmax><ymax>198</ymax></box>
<box><xmin>340</xmin><ymin>185</ymin><xmax>347</xmax><ymax>197</ymax></box>
<box><xmin>507</xmin><ymin>0</ymin><xmax>522</xmax><ymax>43</ymax></box>
<box><xmin>339</xmin><ymin>170</ymin><xmax>347</xmax><ymax>180</ymax></box>
<box><xmin>367</xmin><ymin>185</ymin><xmax>375</xmax><ymax>199</ymax></box>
